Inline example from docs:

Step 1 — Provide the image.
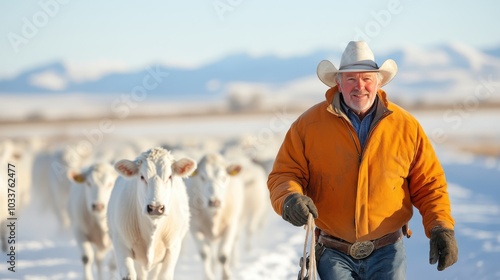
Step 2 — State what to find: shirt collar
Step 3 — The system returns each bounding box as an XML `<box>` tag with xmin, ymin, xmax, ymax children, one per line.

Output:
<box><xmin>339</xmin><ymin>94</ymin><xmax>379</xmax><ymax>120</ymax></box>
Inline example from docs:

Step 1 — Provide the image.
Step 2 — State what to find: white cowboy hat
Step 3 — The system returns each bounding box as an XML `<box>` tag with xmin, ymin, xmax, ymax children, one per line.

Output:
<box><xmin>317</xmin><ymin>41</ymin><xmax>398</xmax><ymax>88</ymax></box>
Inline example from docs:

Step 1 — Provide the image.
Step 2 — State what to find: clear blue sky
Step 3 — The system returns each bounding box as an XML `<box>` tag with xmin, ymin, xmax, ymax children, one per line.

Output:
<box><xmin>1</xmin><ymin>0</ymin><xmax>499</xmax><ymax>77</ymax></box>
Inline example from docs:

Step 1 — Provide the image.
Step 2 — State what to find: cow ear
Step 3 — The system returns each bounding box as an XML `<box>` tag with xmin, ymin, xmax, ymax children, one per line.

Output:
<box><xmin>226</xmin><ymin>164</ymin><xmax>242</xmax><ymax>176</ymax></box>
<box><xmin>173</xmin><ymin>158</ymin><xmax>197</xmax><ymax>178</ymax></box>
<box><xmin>190</xmin><ymin>168</ymin><xmax>198</xmax><ymax>177</ymax></box>
<box><xmin>115</xmin><ymin>159</ymin><xmax>139</xmax><ymax>177</ymax></box>
<box><xmin>68</xmin><ymin>169</ymin><xmax>86</xmax><ymax>184</ymax></box>
<box><xmin>12</xmin><ymin>152</ymin><xmax>22</xmax><ymax>161</ymax></box>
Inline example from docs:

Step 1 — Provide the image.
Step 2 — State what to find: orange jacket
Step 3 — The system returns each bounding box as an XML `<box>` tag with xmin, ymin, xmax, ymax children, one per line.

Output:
<box><xmin>268</xmin><ymin>86</ymin><xmax>454</xmax><ymax>242</ymax></box>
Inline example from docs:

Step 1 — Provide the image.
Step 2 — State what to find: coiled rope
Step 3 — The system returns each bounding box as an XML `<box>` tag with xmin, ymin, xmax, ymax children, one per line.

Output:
<box><xmin>299</xmin><ymin>213</ymin><xmax>318</xmax><ymax>280</ymax></box>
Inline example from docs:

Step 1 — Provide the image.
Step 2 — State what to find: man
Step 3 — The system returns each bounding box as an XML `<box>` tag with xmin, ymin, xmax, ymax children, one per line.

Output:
<box><xmin>267</xmin><ymin>41</ymin><xmax>458</xmax><ymax>279</ymax></box>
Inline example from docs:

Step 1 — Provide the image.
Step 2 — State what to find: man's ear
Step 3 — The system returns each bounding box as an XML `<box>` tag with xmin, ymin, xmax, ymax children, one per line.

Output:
<box><xmin>335</xmin><ymin>73</ymin><xmax>343</xmax><ymax>92</ymax></box>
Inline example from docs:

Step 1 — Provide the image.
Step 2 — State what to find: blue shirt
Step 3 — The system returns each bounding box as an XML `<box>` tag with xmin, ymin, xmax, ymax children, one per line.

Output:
<box><xmin>340</xmin><ymin>96</ymin><xmax>378</xmax><ymax>149</ymax></box>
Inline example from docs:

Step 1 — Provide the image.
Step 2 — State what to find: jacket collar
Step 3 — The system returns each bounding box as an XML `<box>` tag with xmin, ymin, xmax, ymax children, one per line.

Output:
<box><xmin>326</xmin><ymin>86</ymin><xmax>392</xmax><ymax>120</ymax></box>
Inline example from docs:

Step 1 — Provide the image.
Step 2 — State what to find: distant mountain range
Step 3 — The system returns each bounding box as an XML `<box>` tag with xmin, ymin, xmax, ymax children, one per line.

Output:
<box><xmin>1</xmin><ymin>43</ymin><xmax>499</xmax><ymax>103</ymax></box>
<box><xmin>0</xmin><ymin>51</ymin><xmax>333</xmax><ymax>97</ymax></box>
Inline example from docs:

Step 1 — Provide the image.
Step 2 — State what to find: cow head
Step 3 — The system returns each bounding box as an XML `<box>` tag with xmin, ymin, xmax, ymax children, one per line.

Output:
<box><xmin>68</xmin><ymin>162</ymin><xmax>117</xmax><ymax>221</ymax></box>
<box><xmin>115</xmin><ymin>147</ymin><xmax>196</xmax><ymax>220</ymax></box>
<box><xmin>189</xmin><ymin>153</ymin><xmax>242</xmax><ymax>212</ymax></box>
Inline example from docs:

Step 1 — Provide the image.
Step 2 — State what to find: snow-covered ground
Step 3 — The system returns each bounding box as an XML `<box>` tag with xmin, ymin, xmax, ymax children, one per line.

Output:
<box><xmin>0</xmin><ymin>104</ymin><xmax>499</xmax><ymax>279</ymax></box>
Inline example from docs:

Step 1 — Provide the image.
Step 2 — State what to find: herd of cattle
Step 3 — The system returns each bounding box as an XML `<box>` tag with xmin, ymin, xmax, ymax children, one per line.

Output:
<box><xmin>0</xmin><ymin>134</ymin><xmax>281</xmax><ymax>280</ymax></box>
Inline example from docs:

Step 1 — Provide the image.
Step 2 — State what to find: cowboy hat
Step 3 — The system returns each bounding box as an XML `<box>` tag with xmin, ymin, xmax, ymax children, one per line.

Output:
<box><xmin>317</xmin><ymin>41</ymin><xmax>398</xmax><ymax>88</ymax></box>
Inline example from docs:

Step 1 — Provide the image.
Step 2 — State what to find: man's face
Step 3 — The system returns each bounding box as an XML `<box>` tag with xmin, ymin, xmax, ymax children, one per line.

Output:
<box><xmin>338</xmin><ymin>72</ymin><xmax>380</xmax><ymax>116</ymax></box>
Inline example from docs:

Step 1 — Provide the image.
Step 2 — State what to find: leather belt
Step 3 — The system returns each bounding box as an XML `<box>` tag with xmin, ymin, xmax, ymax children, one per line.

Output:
<box><xmin>317</xmin><ymin>229</ymin><xmax>402</xmax><ymax>260</ymax></box>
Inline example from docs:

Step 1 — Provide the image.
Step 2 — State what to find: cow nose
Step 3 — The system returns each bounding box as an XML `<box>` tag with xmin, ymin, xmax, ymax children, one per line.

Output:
<box><xmin>147</xmin><ymin>204</ymin><xmax>165</xmax><ymax>215</ymax></box>
<box><xmin>208</xmin><ymin>198</ymin><xmax>221</xmax><ymax>208</ymax></box>
<box><xmin>92</xmin><ymin>203</ymin><xmax>105</xmax><ymax>213</ymax></box>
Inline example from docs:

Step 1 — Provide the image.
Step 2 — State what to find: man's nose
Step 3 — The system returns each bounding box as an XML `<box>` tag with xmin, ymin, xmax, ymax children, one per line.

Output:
<box><xmin>356</xmin><ymin>78</ymin><xmax>367</xmax><ymax>89</ymax></box>
<box><xmin>354</xmin><ymin>79</ymin><xmax>362</xmax><ymax>90</ymax></box>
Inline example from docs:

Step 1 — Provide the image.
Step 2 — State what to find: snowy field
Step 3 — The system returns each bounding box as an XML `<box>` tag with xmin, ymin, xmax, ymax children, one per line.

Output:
<box><xmin>1</xmin><ymin>106</ymin><xmax>500</xmax><ymax>280</ymax></box>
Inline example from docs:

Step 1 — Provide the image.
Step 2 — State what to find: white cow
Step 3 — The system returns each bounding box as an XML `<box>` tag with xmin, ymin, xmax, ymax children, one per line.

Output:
<box><xmin>0</xmin><ymin>139</ymin><xmax>14</xmax><ymax>252</ymax></box>
<box><xmin>67</xmin><ymin>162</ymin><xmax>118</xmax><ymax>280</ymax></box>
<box><xmin>48</xmin><ymin>144</ymin><xmax>91</xmax><ymax>229</ymax></box>
<box><xmin>30</xmin><ymin>149</ymin><xmax>54</xmax><ymax>216</ymax></box>
<box><xmin>4</xmin><ymin>139</ymin><xmax>36</xmax><ymax>214</ymax></box>
<box><xmin>0</xmin><ymin>139</ymin><xmax>35</xmax><ymax>252</ymax></box>
<box><xmin>234</xmin><ymin>156</ymin><xmax>270</xmax><ymax>250</ymax></box>
<box><xmin>186</xmin><ymin>153</ymin><xmax>244</xmax><ymax>280</ymax></box>
<box><xmin>107</xmin><ymin>147</ymin><xmax>196</xmax><ymax>280</ymax></box>
<box><xmin>222</xmin><ymin>144</ymin><xmax>271</xmax><ymax>251</ymax></box>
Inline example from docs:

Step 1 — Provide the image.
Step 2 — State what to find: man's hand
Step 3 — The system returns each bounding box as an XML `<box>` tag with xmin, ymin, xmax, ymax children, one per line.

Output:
<box><xmin>282</xmin><ymin>193</ymin><xmax>318</xmax><ymax>226</ymax></box>
<box><xmin>429</xmin><ymin>227</ymin><xmax>458</xmax><ymax>271</ymax></box>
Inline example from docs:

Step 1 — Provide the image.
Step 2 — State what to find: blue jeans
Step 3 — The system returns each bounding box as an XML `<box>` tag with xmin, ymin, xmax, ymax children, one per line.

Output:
<box><xmin>317</xmin><ymin>239</ymin><xmax>406</xmax><ymax>280</ymax></box>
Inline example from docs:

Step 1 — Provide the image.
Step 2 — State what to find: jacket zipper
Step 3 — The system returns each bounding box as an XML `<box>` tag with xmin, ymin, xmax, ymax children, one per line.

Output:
<box><xmin>359</xmin><ymin>111</ymin><xmax>392</xmax><ymax>162</ymax></box>
<box><xmin>330</xmin><ymin>100</ymin><xmax>392</xmax><ymax>240</ymax></box>
<box><xmin>338</xmin><ymin>110</ymin><xmax>392</xmax><ymax>164</ymax></box>
<box><xmin>338</xmin><ymin>116</ymin><xmax>362</xmax><ymax>163</ymax></box>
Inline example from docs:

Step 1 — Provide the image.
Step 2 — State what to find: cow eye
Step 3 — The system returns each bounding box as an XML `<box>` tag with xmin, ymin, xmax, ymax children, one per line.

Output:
<box><xmin>140</xmin><ymin>175</ymin><xmax>145</xmax><ymax>181</ymax></box>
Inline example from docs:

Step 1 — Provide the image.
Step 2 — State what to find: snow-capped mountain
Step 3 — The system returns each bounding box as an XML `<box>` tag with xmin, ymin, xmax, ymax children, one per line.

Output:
<box><xmin>1</xmin><ymin>42</ymin><xmax>499</xmax><ymax>105</ymax></box>
<box><xmin>0</xmin><ymin>51</ymin><xmax>333</xmax><ymax>97</ymax></box>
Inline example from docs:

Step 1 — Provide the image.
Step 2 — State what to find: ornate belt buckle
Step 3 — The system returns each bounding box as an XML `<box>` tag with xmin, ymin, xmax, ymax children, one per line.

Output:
<box><xmin>349</xmin><ymin>241</ymin><xmax>374</xmax><ymax>259</ymax></box>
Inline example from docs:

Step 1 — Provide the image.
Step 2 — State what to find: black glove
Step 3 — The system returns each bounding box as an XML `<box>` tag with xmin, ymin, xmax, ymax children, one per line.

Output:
<box><xmin>429</xmin><ymin>227</ymin><xmax>458</xmax><ymax>271</ymax></box>
<box><xmin>282</xmin><ymin>193</ymin><xmax>318</xmax><ymax>226</ymax></box>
